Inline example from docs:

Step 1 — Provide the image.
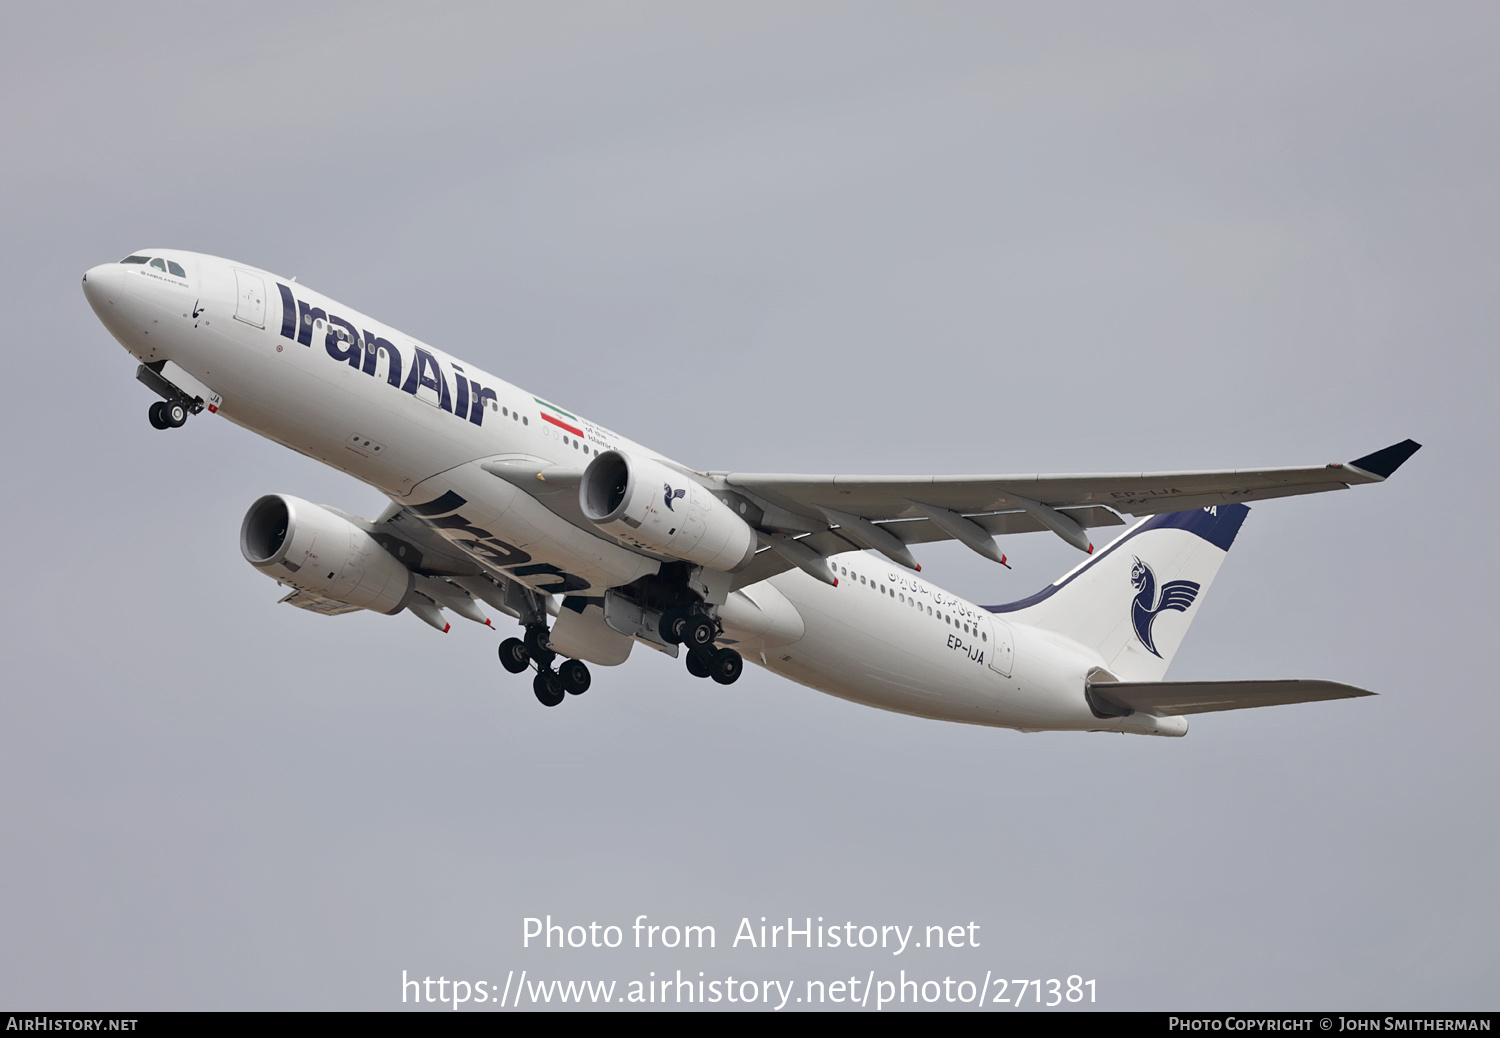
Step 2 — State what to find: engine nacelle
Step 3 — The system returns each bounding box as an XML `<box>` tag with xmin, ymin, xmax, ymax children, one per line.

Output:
<box><xmin>580</xmin><ymin>450</ymin><xmax>757</xmax><ymax>572</ymax></box>
<box><xmin>240</xmin><ymin>494</ymin><xmax>413</xmax><ymax>614</ymax></box>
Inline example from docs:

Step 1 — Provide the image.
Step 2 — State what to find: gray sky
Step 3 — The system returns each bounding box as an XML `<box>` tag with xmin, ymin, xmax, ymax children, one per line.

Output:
<box><xmin>1</xmin><ymin>1</ymin><xmax>1494</xmax><ymax>1010</ymax></box>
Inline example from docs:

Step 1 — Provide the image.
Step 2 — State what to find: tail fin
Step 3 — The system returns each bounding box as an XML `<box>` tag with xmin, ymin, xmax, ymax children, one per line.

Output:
<box><xmin>985</xmin><ymin>504</ymin><xmax>1249</xmax><ymax>682</ymax></box>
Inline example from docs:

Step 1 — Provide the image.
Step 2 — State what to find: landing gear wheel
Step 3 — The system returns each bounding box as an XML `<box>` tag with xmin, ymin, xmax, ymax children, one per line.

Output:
<box><xmin>659</xmin><ymin>607</ymin><xmax>688</xmax><ymax>645</ymax></box>
<box><xmin>683</xmin><ymin>615</ymin><xmax>716</xmax><ymax>652</ymax></box>
<box><xmin>709</xmin><ymin>648</ymin><xmax>743</xmax><ymax>685</ymax></box>
<box><xmin>558</xmin><ymin>658</ymin><xmax>591</xmax><ymax>695</ymax></box>
<box><xmin>533</xmin><ymin>670</ymin><xmax>565</xmax><ymax>707</ymax></box>
<box><xmin>148</xmin><ymin>402</ymin><xmax>169</xmax><ymax>430</ymax></box>
<box><xmin>498</xmin><ymin>638</ymin><xmax>530</xmax><ymax>674</ymax></box>
<box><xmin>164</xmin><ymin>401</ymin><xmax>188</xmax><ymax>428</ymax></box>
<box><xmin>685</xmin><ymin>649</ymin><xmax>712</xmax><ymax>679</ymax></box>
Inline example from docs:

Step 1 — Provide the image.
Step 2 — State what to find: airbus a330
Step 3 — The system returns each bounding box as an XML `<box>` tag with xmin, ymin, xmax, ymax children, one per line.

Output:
<box><xmin>82</xmin><ymin>251</ymin><xmax>1418</xmax><ymax>735</ymax></box>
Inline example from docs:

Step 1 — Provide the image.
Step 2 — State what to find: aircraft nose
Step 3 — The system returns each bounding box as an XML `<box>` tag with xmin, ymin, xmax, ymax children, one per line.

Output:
<box><xmin>81</xmin><ymin>263</ymin><xmax>121</xmax><ymax>310</ymax></box>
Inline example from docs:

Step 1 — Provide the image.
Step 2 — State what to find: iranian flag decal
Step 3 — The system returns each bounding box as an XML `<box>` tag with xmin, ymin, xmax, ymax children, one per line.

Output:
<box><xmin>535</xmin><ymin>397</ymin><xmax>585</xmax><ymax>438</ymax></box>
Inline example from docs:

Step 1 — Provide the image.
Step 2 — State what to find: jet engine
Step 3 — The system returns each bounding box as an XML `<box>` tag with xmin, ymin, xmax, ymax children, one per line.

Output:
<box><xmin>240</xmin><ymin>494</ymin><xmax>413</xmax><ymax>613</ymax></box>
<box><xmin>580</xmin><ymin>450</ymin><xmax>757</xmax><ymax>572</ymax></box>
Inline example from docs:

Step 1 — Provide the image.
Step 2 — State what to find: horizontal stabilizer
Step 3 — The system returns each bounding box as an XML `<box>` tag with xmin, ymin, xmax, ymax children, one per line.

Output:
<box><xmin>1087</xmin><ymin>678</ymin><xmax>1375</xmax><ymax>717</ymax></box>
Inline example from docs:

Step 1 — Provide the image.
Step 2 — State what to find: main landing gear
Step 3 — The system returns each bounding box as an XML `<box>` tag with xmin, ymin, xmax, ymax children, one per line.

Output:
<box><xmin>147</xmin><ymin>400</ymin><xmax>189</xmax><ymax>430</ymax></box>
<box><xmin>498</xmin><ymin>623</ymin><xmax>592</xmax><ymax>708</ymax></box>
<box><xmin>659</xmin><ymin>606</ymin><xmax>742</xmax><ymax>686</ymax></box>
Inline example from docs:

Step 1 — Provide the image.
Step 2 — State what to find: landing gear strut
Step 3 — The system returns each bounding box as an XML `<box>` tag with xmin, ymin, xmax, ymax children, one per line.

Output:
<box><xmin>523</xmin><ymin>623</ymin><xmax>555</xmax><ymax>669</ymax></box>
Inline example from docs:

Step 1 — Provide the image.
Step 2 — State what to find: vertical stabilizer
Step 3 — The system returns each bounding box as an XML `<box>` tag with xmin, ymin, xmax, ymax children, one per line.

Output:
<box><xmin>985</xmin><ymin>505</ymin><xmax>1249</xmax><ymax>682</ymax></box>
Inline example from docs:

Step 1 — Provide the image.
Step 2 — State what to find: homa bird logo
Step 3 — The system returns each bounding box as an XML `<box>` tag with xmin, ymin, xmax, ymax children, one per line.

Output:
<box><xmin>1129</xmin><ymin>557</ymin><xmax>1201</xmax><ymax>658</ymax></box>
<box><xmin>663</xmin><ymin>484</ymin><xmax>686</xmax><ymax>511</ymax></box>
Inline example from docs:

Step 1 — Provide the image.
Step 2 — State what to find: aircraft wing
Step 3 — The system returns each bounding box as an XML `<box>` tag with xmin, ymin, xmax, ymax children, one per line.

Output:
<box><xmin>720</xmin><ymin>439</ymin><xmax>1420</xmax><ymax>587</ymax></box>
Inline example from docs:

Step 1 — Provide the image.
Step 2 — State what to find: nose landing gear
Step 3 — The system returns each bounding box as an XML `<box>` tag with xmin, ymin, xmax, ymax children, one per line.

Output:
<box><xmin>138</xmin><ymin>363</ymin><xmax>205</xmax><ymax>431</ymax></box>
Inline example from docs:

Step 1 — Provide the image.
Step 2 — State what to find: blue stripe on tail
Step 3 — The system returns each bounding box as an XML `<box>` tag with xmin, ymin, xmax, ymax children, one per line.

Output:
<box><xmin>983</xmin><ymin>504</ymin><xmax>1248</xmax><ymax>614</ymax></box>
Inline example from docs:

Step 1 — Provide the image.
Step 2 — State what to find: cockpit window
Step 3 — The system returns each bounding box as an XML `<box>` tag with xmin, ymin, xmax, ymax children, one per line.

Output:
<box><xmin>150</xmin><ymin>258</ymin><xmax>167</xmax><ymax>272</ymax></box>
<box><xmin>120</xmin><ymin>255</ymin><xmax>149</xmax><ymax>264</ymax></box>
<box><xmin>167</xmin><ymin>260</ymin><xmax>186</xmax><ymax>277</ymax></box>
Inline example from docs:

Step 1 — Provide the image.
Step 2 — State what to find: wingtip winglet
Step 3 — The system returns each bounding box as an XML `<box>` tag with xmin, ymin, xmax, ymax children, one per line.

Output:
<box><xmin>1348</xmin><ymin>439</ymin><xmax>1422</xmax><ymax>479</ymax></box>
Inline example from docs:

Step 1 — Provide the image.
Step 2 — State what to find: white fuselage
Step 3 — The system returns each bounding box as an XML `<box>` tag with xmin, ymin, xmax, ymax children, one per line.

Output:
<box><xmin>83</xmin><ymin>250</ymin><xmax>1177</xmax><ymax>736</ymax></box>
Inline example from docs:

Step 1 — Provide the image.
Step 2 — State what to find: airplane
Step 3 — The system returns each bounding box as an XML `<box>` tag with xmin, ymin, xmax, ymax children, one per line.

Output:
<box><xmin>81</xmin><ymin>250</ymin><xmax>1419</xmax><ymax>736</ymax></box>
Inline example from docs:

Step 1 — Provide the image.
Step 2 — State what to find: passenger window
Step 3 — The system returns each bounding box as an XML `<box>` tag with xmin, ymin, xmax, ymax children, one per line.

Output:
<box><xmin>167</xmin><ymin>260</ymin><xmax>185</xmax><ymax>277</ymax></box>
<box><xmin>150</xmin><ymin>258</ymin><xmax>167</xmax><ymax>271</ymax></box>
